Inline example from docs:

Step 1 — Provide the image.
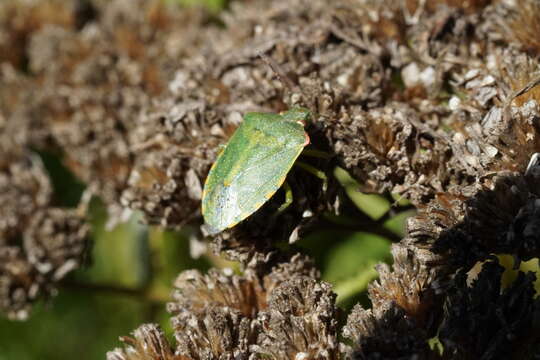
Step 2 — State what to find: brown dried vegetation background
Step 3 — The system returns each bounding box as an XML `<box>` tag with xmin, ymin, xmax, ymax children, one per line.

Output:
<box><xmin>1</xmin><ymin>0</ymin><xmax>540</xmax><ymax>359</ymax></box>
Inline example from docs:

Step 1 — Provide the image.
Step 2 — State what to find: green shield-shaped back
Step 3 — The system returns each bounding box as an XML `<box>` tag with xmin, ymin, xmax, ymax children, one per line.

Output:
<box><xmin>202</xmin><ymin>109</ymin><xmax>309</xmax><ymax>234</ymax></box>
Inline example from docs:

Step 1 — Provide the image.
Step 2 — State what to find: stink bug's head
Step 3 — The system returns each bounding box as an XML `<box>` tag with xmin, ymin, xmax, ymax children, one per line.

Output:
<box><xmin>281</xmin><ymin>107</ymin><xmax>311</xmax><ymax>126</ymax></box>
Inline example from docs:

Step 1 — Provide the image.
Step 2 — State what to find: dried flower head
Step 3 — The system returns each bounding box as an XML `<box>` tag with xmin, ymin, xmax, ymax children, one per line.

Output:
<box><xmin>168</xmin><ymin>268</ymin><xmax>266</xmax><ymax>319</ymax></box>
<box><xmin>368</xmin><ymin>244</ymin><xmax>440</xmax><ymax>332</ymax></box>
<box><xmin>168</xmin><ymin>253</ymin><xmax>318</xmax><ymax>320</ymax></box>
<box><xmin>506</xmin><ymin>0</ymin><xmax>540</xmax><ymax>56</ymax></box>
<box><xmin>0</xmin><ymin>149</ymin><xmax>51</xmax><ymax>244</ymax></box>
<box><xmin>0</xmin><ymin>130</ymin><xmax>88</xmax><ymax>320</ymax></box>
<box><xmin>0</xmin><ymin>246</ymin><xmax>45</xmax><ymax>320</ymax></box>
<box><xmin>435</xmin><ymin>171</ymin><xmax>540</xmax><ymax>267</ymax></box>
<box><xmin>254</xmin><ymin>277</ymin><xmax>339</xmax><ymax>360</ymax></box>
<box><xmin>162</xmin><ymin>254</ymin><xmax>331</xmax><ymax>359</ymax></box>
<box><xmin>0</xmin><ymin>169</ymin><xmax>89</xmax><ymax>319</ymax></box>
<box><xmin>174</xmin><ymin>306</ymin><xmax>257</xmax><ymax>360</ymax></box>
<box><xmin>344</xmin><ymin>303</ymin><xmax>440</xmax><ymax>360</ymax></box>
<box><xmin>0</xmin><ymin>0</ymin><xmax>78</xmax><ymax>69</ymax></box>
<box><xmin>23</xmin><ymin>207</ymin><xmax>89</xmax><ymax>280</ymax></box>
<box><xmin>122</xmin><ymin>93</ymin><xmax>226</xmax><ymax>229</ymax></box>
<box><xmin>326</xmin><ymin>103</ymin><xmax>451</xmax><ymax>205</ymax></box>
<box><xmin>107</xmin><ymin>324</ymin><xmax>179</xmax><ymax>360</ymax></box>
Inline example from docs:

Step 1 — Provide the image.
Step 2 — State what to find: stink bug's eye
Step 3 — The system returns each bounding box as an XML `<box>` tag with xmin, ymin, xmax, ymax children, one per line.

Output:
<box><xmin>281</xmin><ymin>107</ymin><xmax>311</xmax><ymax>124</ymax></box>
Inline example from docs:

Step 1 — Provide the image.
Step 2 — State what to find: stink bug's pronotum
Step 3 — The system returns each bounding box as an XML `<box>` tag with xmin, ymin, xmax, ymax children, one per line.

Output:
<box><xmin>201</xmin><ymin>107</ymin><xmax>325</xmax><ymax>235</ymax></box>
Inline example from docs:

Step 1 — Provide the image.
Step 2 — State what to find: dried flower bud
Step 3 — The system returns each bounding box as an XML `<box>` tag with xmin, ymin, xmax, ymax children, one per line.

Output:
<box><xmin>0</xmin><ymin>125</ymin><xmax>89</xmax><ymax>320</ymax></box>
<box><xmin>175</xmin><ymin>306</ymin><xmax>256</xmax><ymax>360</ymax></box>
<box><xmin>0</xmin><ymin>150</ymin><xmax>51</xmax><ymax>244</ymax></box>
<box><xmin>23</xmin><ymin>207</ymin><xmax>89</xmax><ymax>280</ymax></box>
<box><xmin>106</xmin><ymin>324</ymin><xmax>179</xmax><ymax>360</ymax></box>
<box><xmin>368</xmin><ymin>244</ymin><xmax>440</xmax><ymax>332</ymax></box>
<box><xmin>167</xmin><ymin>265</ymin><xmax>261</xmax><ymax>357</ymax></box>
<box><xmin>343</xmin><ymin>302</ymin><xmax>439</xmax><ymax>360</ymax></box>
<box><xmin>122</xmin><ymin>97</ymin><xmax>225</xmax><ymax>228</ymax></box>
<box><xmin>254</xmin><ymin>277</ymin><xmax>339</xmax><ymax>359</ymax></box>
<box><xmin>168</xmin><ymin>268</ymin><xmax>266</xmax><ymax>319</ymax></box>
<box><xmin>260</xmin><ymin>253</ymin><xmax>320</xmax><ymax>295</ymax></box>
<box><xmin>0</xmin><ymin>247</ymin><xmax>46</xmax><ymax>320</ymax></box>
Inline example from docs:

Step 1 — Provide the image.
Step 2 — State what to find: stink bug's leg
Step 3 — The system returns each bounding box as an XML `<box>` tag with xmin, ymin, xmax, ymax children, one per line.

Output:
<box><xmin>294</xmin><ymin>161</ymin><xmax>328</xmax><ymax>191</ymax></box>
<box><xmin>301</xmin><ymin>149</ymin><xmax>333</xmax><ymax>160</ymax></box>
<box><xmin>275</xmin><ymin>181</ymin><xmax>294</xmax><ymax>216</ymax></box>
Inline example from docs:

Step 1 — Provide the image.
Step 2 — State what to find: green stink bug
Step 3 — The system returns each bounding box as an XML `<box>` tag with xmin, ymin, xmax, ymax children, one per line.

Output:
<box><xmin>201</xmin><ymin>107</ymin><xmax>311</xmax><ymax>234</ymax></box>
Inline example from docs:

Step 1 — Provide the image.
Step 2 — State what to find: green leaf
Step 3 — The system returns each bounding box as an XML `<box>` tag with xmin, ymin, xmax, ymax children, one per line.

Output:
<box><xmin>332</xmin><ymin>266</ymin><xmax>379</xmax><ymax>306</ymax></box>
<box><xmin>322</xmin><ymin>232</ymin><xmax>391</xmax><ymax>305</ymax></box>
<box><xmin>333</xmin><ymin>167</ymin><xmax>390</xmax><ymax>220</ymax></box>
<box><xmin>383</xmin><ymin>209</ymin><xmax>416</xmax><ymax>237</ymax></box>
<box><xmin>148</xmin><ymin>227</ymin><xmax>210</xmax><ymax>292</ymax></box>
<box><xmin>81</xmin><ymin>200</ymin><xmax>149</xmax><ymax>287</ymax></box>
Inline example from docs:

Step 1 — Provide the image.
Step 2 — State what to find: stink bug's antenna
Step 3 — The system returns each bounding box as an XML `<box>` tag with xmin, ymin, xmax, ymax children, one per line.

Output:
<box><xmin>258</xmin><ymin>52</ymin><xmax>296</xmax><ymax>91</ymax></box>
<box><xmin>258</xmin><ymin>52</ymin><xmax>307</xmax><ymax>105</ymax></box>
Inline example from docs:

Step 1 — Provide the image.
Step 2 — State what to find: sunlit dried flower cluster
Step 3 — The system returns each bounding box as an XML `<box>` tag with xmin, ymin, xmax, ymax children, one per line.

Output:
<box><xmin>108</xmin><ymin>254</ymin><xmax>339</xmax><ymax>359</ymax></box>
<box><xmin>2</xmin><ymin>0</ymin><xmax>540</xmax><ymax>358</ymax></box>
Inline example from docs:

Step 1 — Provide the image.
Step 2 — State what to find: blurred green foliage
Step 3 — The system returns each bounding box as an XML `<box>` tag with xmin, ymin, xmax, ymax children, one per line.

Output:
<box><xmin>166</xmin><ymin>0</ymin><xmax>227</xmax><ymax>12</ymax></box>
<box><xmin>0</xmin><ymin>289</ymin><xmax>148</xmax><ymax>360</ymax></box>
